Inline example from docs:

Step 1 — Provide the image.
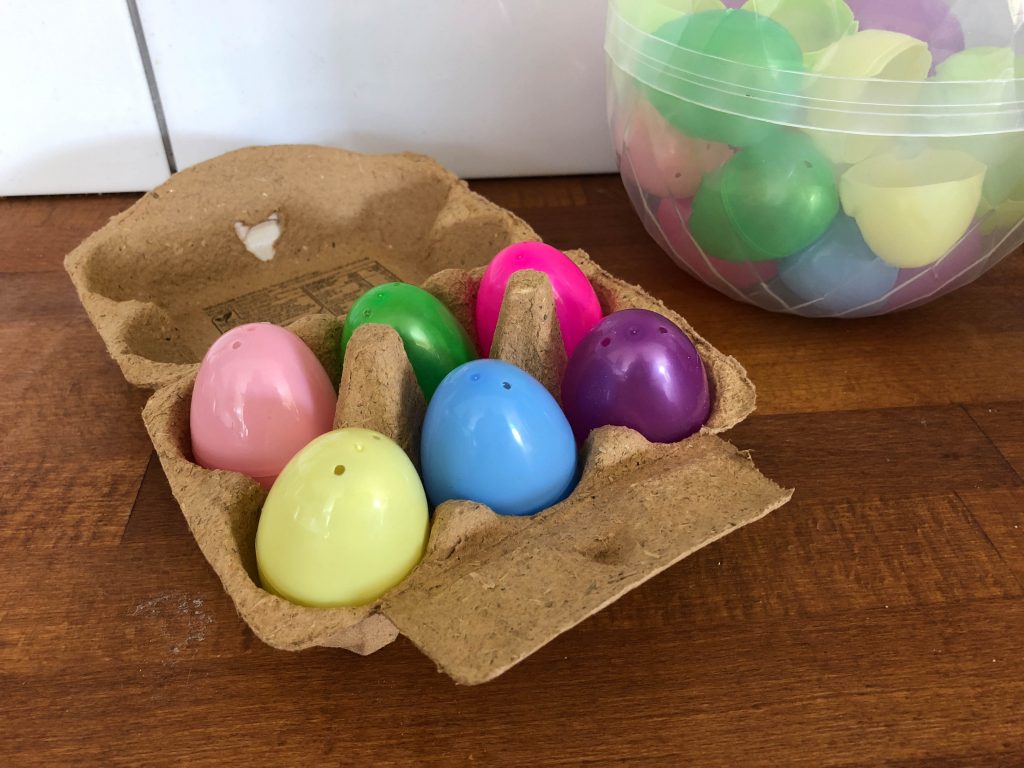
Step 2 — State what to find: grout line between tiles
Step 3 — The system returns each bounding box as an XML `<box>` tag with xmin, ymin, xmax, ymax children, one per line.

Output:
<box><xmin>126</xmin><ymin>0</ymin><xmax>177</xmax><ymax>175</ymax></box>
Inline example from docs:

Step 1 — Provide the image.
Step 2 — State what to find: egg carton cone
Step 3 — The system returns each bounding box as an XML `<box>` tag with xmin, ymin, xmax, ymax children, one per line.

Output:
<box><xmin>64</xmin><ymin>145</ymin><xmax>791</xmax><ymax>684</ymax></box>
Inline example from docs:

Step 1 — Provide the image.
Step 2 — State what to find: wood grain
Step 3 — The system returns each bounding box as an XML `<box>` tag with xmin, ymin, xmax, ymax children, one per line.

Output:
<box><xmin>1</xmin><ymin>179</ymin><xmax>1023</xmax><ymax>766</ymax></box>
<box><xmin>967</xmin><ymin>402</ymin><xmax>1024</xmax><ymax>480</ymax></box>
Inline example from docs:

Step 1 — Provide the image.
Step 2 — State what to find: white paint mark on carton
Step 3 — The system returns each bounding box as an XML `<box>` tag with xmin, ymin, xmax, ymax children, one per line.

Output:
<box><xmin>234</xmin><ymin>212</ymin><xmax>281</xmax><ymax>262</ymax></box>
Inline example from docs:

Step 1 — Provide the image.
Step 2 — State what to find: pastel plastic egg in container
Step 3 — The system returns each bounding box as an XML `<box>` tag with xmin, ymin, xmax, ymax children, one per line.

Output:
<box><xmin>606</xmin><ymin>0</ymin><xmax>1024</xmax><ymax>317</ymax></box>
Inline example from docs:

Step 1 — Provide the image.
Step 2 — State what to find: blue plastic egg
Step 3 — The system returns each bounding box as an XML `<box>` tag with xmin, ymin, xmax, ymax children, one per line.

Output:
<box><xmin>778</xmin><ymin>215</ymin><xmax>900</xmax><ymax>314</ymax></box>
<box><xmin>420</xmin><ymin>360</ymin><xmax>578</xmax><ymax>517</ymax></box>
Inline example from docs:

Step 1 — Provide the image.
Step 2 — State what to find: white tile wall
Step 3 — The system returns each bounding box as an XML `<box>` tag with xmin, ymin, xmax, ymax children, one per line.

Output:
<box><xmin>137</xmin><ymin>0</ymin><xmax>616</xmax><ymax>178</ymax></box>
<box><xmin>0</xmin><ymin>0</ymin><xmax>170</xmax><ymax>195</ymax></box>
<box><xmin>1</xmin><ymin>1</ymin><xmax>615</xmax><ymax>194</ymax></box>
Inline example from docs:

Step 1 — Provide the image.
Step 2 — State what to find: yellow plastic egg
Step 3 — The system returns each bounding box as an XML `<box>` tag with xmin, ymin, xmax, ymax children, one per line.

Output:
<box><xmin>255</xmin><ymin>428</ymin><xmax>429</xmax><ymax>607</ymax></box>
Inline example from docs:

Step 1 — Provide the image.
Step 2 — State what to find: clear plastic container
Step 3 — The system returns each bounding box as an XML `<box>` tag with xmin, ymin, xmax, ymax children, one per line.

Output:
<box><xmin>606</xmin><ymin>0</ymin><xmax>1024</xmax><ymax>316</ymax></box>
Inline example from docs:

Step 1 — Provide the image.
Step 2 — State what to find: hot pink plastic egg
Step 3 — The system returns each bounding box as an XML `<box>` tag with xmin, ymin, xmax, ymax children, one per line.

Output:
<box><xmin>475</xmin><ymin>242</ymin><xmax>603</xmax><ymax>358</ymax></box>
<box><xmin>189</xmin><ymin>323</ymin><xmax>336</xmax><ymax>489</ymax></box>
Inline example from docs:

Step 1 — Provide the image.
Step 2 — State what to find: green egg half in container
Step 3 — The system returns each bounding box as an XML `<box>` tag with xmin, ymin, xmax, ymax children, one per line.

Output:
<box><xmin>690</xmin><ymin>130</ymin><xmax>839</xmax><ymax>261</ymax></box>
<box><xmin>643</xmin><ymin>9</ymin><xmax>805</xmax><ymax>147</ymax></box>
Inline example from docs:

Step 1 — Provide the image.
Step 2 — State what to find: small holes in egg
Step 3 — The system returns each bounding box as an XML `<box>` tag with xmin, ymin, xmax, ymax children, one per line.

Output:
<box><xmin>333</xmin><ymin>465</ymin><xmax>346</xmax><ymax>476</ymax></box>
<box><xmin>231</xmin><ymin>341</ymin><xmax>242</xmax><ymax>350</ymax></box>
<box><xmin>354</xmin><ymin>443</ymin><xmax>364</xmax><ymax>452</ymax></box>
<box><xmin>600</xmin><ymin>338</ymin><xmax>611</xmax><ymax>347</ymax></box>
<box><xmin>658</xmin><ymin>327</ymin><xmax>668</xmax><ymax>334</ymax></box>
<box><xmin>629</xmin><ymin>328</ymin><xmax>639</xmax><ymax>336</ymax></box>
<box><xmin>362</xmin><ymin>309</ymin><xmax>372</xmax><ymax>318</ymax></box>
<box><xmin>471</xmin><ymin>373</ymin><xmax>481</xmax><ymax>382</ymax></box>
<box><xmin>502</xmin><ymin>381</ymin><xmax>511</xmax><ymax>390</ymax></box>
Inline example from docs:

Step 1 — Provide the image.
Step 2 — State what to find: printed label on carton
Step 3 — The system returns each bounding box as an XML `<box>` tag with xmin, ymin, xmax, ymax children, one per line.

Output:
<box><xmin>204</xmin><ymin>260</ymin><xmax>399</xmax><ymax>332</ymax></box>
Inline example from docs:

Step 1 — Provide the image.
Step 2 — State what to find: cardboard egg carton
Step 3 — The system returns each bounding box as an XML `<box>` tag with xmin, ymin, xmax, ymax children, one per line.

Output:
<box><xmin>65</xmin><ymin>146</ymin><xmax>791</xmax><ymax>684</ymax></box>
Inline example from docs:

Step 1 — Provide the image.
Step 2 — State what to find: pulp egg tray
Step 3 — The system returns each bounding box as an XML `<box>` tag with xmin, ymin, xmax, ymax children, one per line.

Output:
<box><xmin>65</xmin><ymin>146</ymin><xmax>790</xmax><ymax>684</ymax></box>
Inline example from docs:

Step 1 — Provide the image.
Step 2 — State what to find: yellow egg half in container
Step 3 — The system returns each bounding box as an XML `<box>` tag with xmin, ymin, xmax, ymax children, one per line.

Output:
<box><xmin>805</xmin><ymin>30</ymin><xmax>932</xmax><ymax>165</ymax></box>
<box><xmin>929</xmin><ymin>47</ymin><xmax>1024</xmax><ymax>213</ymax></box>
<box><xmin>256</xmin><ymin>428</ymin><xmax>429</xmax><ymax>608</ymax></box>
<box><xmin>840</xmin><ymin>148</ymin><xmax>986</xmax><ymax>268</ymax></box>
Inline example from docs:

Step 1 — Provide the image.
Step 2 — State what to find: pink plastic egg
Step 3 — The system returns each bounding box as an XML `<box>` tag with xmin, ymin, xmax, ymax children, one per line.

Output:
<box><xmin>475</xmin><ymin>242</ymin><xmax>603</xmax><ymax>358</ymax></box>
<box><xmin>190</xmin><ymin>323</ymin><xmax>336</xmax><ymax>489</ymax></box>
<box><xmin>616</xmin><ymin>100</ymin><xmax>734</xmax><ymax>200</ymax></box>
<box><xmin>656</xmin><ymin>197</ymin><xmax>778</xmax><ymax>290</ymax></box>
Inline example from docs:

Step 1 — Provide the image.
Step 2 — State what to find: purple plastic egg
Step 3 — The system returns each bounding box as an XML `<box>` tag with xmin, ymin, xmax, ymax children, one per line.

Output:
<box><xmin>561</xmin><ymin>308</ymin><xmax>711</xmax><ymax>444</ymax></box>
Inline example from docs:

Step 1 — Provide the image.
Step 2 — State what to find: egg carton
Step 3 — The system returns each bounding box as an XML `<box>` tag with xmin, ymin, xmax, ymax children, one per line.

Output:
<box><xmin>65</xmin><ymin>145</ymin><xmax>791</xmax><ymax>684</ymax></box>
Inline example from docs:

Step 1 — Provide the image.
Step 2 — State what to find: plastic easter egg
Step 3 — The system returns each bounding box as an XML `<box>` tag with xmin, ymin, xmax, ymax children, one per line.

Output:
<box><xmin>840</xmin><ymin>148</ymin><xmax>986</xmax><ymax>268</ymax></box>
<box><xmin>845</xmin><ymin>0</ymin><xmax>964</xmax><ymax>66</ymax></box>
<box><xmin>644</xmin><ymin>10</ymin><xmax>805</xmax><ymax>146</ymax></box>
<box><xmin>886</xmin><ymin>223</ymin><xmax>984</xmax><ymax>310</ymax></box>
<box><xmin>341</xmin><ymin>282</ymin><xmax>476</xmax><ymax>400</ymax></box>
<box><xmin>656</xmin><ymin>197</ymin><xmax>778</xmax><ymax>289</ymax></box>
<box><xmin>421</xmin><ymin>360</ymin><xmax>577</xmax><ymax>517</ymax></box>
<box><xmin>475</xmin><ymin>242</ymin><xmax>602</xmax><ymax>359</ymax></box>
<box><xmin>689</xmin><ymin>169</ymin><xmax>776</xmax><ymax>262</ymax></box>
<box><xmin>979</xmin><ymin>184</ymin><xmax>1024</xmax><ymax>237</ymax></box>
<box><xmin>812</xmin><ymin>29</ymin><xmax>932</xmax><ymax>79</ymax></box>
<box><xmin>561</xmin><ymin>309</ymin><xmax>711</xmax><ymax>444</ymax></box>
<box><xmin>932</xmin><ymin>49</ymin><xmax>1024</xmax><ymax>210</ymax></box>
<box><xmin>190</xmin><ymin>323</ymin><xmax>335</xmax><ymax>489</ymax></box>
<box><xmin>256</xmin><ymin>428</ymin><xmax>428</xmax><ymax>607</ymax></box>
<box><xmin>934</xmin><ymin>46</ymin><xmax>1023</xmax><ymax>105</ymax></box>
<box><xmin>778</xmin><ymin>215</ymin><xmax>899</xmax><ymax>314</ymax></box>
<box><xmin>741</xmin><ymin>0</ymin><xmax>858</xmax><ymax>63</ymax></box>
<box><xmin>932</xmin><ymin>132</ymin><xmax>1024</xmax><ymax>216</ymax></box>
<box><xmin>721</xmin><ymin>131</ymin><xmax>839</xmax><ymax>256</ymax></box>
<box><xmin>615</xmin><ymin>0</ymin><xmax>725</xmax><ymax>34</ymax></box>
<box><xmin>691</xmin><ymin>131</ymin><xmax>838</xmax><ymax>261</ymax></box>
<box><xmin>618</xmin><ymin>99</ymin><xmax>734</xmax><ymax>199</ymax></box>
<box><xmin>807</xmin><ymin>31</ymin><xmax>932</xmax><ymax>163</ymax></box>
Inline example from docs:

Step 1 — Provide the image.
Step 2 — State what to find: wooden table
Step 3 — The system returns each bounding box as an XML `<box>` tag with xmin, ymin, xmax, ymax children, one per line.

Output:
<box><xmin>2</xmin><ymin>176</ymin><xmax>1022</xmax><ymax>767</ymax></box>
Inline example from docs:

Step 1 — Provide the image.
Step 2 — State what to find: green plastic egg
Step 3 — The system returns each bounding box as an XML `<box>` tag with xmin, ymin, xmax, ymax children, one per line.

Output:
<box><xmin>689</xmin><ymin>168</ymin><xmax>777</xmax><ymax>262</ymax></box>
<box><xmin>720</xmin><ymin>131</ymin><xmax>839</xmax><ymax>256</ymax></box>
<box><xmin>615</xmin><ymin>0</ymin><xmax>725</xmax><ymax>34</ymax></box>
<box><xmin>644</xmin><ymin>9</ymin><xmax>805</xmax><ymax>146</ymax></box>
<box><xmin>341</xmin><ymin>282</ymin><xmax>476</xmax><ymax>400</ymax></box>
<box><xmin>691</xmin><ymin>131</ymin><xmax>839</xmax><ymax>261</ymax></box>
